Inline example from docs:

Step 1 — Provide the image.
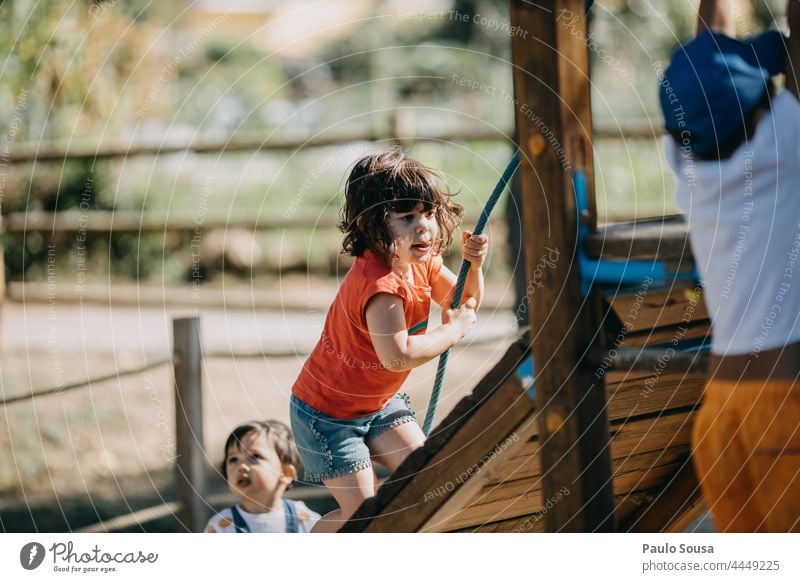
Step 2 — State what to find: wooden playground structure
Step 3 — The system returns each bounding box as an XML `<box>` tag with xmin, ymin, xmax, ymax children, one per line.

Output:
<box><xmin>341</xmin><ymin>0</ymin><xmax>710</xmax><ymax>533</ymax></box>
<box><xmin>0</xmin><ymin>1</ymin><xmax>714</xmax><ymax>534</ymax></box>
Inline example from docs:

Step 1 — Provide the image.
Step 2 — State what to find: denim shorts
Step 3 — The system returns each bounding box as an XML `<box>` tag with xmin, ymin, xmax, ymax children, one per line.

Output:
<box><xmin>289</xmin><ymin>393</ymin><xmax>418</xmax><ymax>483</ymax></box>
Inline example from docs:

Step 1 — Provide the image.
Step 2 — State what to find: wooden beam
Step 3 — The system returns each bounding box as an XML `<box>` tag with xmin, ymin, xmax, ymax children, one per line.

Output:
<box><xmin>510</xmin><ymin>0</ymin><xmax>614</xmax><ymax>531</ymax></box>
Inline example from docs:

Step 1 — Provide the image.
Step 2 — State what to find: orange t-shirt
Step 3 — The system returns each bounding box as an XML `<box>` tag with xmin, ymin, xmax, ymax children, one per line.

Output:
<box><xmin>292</xmin><ymin>250</ymin><xmax>444</xmax><ymax>419</ymax></box>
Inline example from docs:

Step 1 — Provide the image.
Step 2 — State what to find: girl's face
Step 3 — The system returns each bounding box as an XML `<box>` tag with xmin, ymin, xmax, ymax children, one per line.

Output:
<box><xmin>225</xmin><ymin>431</ymin><xmax>292</xmax><ymax>512</ymax></box>
<box><xmin>388</xmin><ymin>203</ymin><xmax>439</xmax><ymax>268</ymax></box>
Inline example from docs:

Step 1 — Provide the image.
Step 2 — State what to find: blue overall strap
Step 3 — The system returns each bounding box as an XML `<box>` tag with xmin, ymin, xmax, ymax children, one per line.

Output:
<box><xmin>283</xmin><ymin>499</ymin><xmax>300</xmax><ymax>533</ymax></box>
<box><xmin>230</xmin><ymin>505</ymin><xmax>250</xmax><ymax>533</ymax></box>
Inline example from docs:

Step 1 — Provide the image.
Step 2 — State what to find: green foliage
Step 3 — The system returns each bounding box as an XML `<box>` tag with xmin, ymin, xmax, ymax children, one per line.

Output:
<box><xmin>1</xmin><ymin>0</ymin><xmax>721</xmax><ymax>287</ymax></box>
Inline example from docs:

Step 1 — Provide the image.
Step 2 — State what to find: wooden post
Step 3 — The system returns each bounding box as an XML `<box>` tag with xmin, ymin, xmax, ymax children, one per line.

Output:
<box><xmin>509</xmin><ymin>0</ymin><xmax>615</xmax><ymax>531</ymax></box>
<box><xmin>173</xmin><ymin>316</ymin><xmax>207</xmax><ymax>532</ymax></box>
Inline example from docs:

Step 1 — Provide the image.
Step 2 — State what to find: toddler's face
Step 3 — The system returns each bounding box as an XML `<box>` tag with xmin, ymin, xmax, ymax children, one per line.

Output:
<box><xmin>388</xmin><ymin>202</ymin><xmax>439</xmax><ymax>267</ymax></box>
<box><xmin>225</xmin><ymin>431</ymin><xmax>290</xmax><ymax>505</ymax></box>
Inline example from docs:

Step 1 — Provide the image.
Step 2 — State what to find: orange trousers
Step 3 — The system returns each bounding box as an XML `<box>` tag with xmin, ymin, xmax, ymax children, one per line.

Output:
<box><xmin>692</xmin><ymin>379</ymin><xmax>800</xmax><ymax>532</ymax></box>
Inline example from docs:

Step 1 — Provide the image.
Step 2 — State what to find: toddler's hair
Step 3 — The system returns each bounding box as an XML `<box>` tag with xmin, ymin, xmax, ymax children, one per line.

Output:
<box><xmin>220</xmin><ymin>419</ymin><xmax>299</xmax><ymax>483</ymax></box>
<box><xmin>340</xmin><ymin>147</ymin><xmax>464</xmax><ymax>265</ymax></box>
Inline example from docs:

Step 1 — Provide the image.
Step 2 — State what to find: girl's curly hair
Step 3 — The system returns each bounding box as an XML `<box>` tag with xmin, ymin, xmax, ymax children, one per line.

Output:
<box><xmin>340</xmin><ymin>147</ymin><xmax>464</xmax><ymax>265</ymax></box>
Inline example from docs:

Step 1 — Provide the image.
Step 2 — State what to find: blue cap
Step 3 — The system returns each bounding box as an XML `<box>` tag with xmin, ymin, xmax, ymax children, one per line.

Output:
<box><xmin>659</xmin><ymin>30</ymin><xmax>786</xmax><ymax>158</ymax></box>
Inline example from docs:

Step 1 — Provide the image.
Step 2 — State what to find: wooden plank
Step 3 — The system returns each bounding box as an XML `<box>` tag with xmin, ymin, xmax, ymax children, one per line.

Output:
<box><xmin>623</xmin><ymin>456</ymin><xmax>705</xmax><ymax>533</ymax></box>
<box><xmin>440</xmin><ymin>485</ymin><xmax>544</xmax><ymax>531</ymax></box>
<box><xmin>605</xmin><ymin>373</ymin><xmax>705</xmax><ymax>421</ymax></box>
<box><xmin>614</xmin><ymin>444</ymin><xmax>691</xmax><ymax>476</ymax></box>
<box><xmin>487</xmin><ymin>374</ymin><xmax>702</xmax><ymax>472</ymax></box>
<box><xmin>618</xmin><ymin>323</ymin><xmax>710</xmax><ymax>348</ymax></box>
<box><xmin>460</xmin><ymin>511</ymin><xmax>549</xmax><ymax>533</ymax></box>
<box><xmin>480</xmin><ymin>445</ymin><xmax>690</xmax><ymax>508</ymax></box>
<box><xmin>614</xmin><ymin>462</ymin><xmax>684</xmax><ymax>495</ymax></box>
<box><xmin>442</xmin><ymin>456</ymin><xmax>685</xmax><ymax>531</ymax></box>
<box><xmin>359</xmin><ymin>386</ymin><xmax>534</xmax><ymax>532</ymax></box>
<box><xmin>486</xmin><ymin>410</ymin><xmax>697</xmax><ymax>488</ymax></box>
<box><xmin>441</xmin><ymin>460</ymin><xmax>686</xmax><ymax>531</ymax></box>
<box><xmin>459</xmin><ymin>492</ymin><xmax>653</xmax><ymax>533</ymax></box>
<box><xmin>607</xmin><ymin>287</ymin><xmax>709</xmax><ymax>333</ymax></box>
<box><xmin>419</xmin><ymin>414</ymin><xmax>540</xmax><ymax>531</ymax></box>
<box><xmin>484</xmin><ymin>441</ymin><xmax>690</xmax><ymax>500</ymax></box>
<box><xmin>606</xmin><ymin>369</ymin><xmax>664</xmax><ymax>384</ymax></box>
<box><xmin>604</xmin><ymin>347</ymin><xmax>709</xmax><ymax>375</ymax></box>
<box><xmin>340</xmin><ymin>342</ymin><xmax>531</xmax><ymax>532</ymax></box>
<box><xmin>439</xmin><ymin>410</ymin><xmax>696</xmax><ymax>531</ymax></box>
<box><xmin>359</xmin><ymin>389</ymin><xmax>534</xmax><ymax>532</ymax></box>
<box><xmin>587</xmin><ymin>216</ymin><xmax>691</xmax><ymax>260</ymax></box>
<box><xmin>511</xmin><ymin>0</ymin><xmax>614</xmax><ymax>532</ymax></box>
<box><xmin>610</xmin><ymin>409</ymin><xmax>696</xmax><ymax>457</ymax></box>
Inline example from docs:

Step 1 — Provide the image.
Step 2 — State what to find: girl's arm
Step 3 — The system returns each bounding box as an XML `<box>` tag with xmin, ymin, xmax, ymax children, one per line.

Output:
<box><xmin>431</xmin><ymin>231</ymin><xmax>488</xmax><ymax>310</ymax></box>
<box><xmin>697</xmin><ymin>0</ymin><xmax>736</xmax><ymax>36</ymax></box>
<box><xmin>366</xmin><ymin>294</ymin><xmax>476</xmax><ymax>372</ymax></box>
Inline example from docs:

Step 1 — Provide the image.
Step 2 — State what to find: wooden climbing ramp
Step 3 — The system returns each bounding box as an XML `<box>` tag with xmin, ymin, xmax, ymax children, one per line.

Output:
<box><xmin>342</xmin><ymin>1</ymin><xmax>712</xmax><ymax>533</ymax></box>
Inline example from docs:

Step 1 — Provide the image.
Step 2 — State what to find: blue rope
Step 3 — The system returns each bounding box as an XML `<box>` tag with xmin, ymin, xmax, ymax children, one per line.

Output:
<box><xmin>422</xmin><ymin>151</ymin><xmax>521</xmax><ymax>435</ymax></box>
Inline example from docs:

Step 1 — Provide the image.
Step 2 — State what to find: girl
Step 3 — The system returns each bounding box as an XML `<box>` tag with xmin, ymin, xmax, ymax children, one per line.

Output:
<box><xmin>290</xmin><ymin>147</ymin><xmax>488</xmax><ymax>532</ymax></box>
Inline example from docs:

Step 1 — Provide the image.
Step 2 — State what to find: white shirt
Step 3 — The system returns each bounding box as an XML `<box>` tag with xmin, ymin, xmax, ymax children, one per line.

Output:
<box><xmin>665</xmin><ymin>90</ymin><xmax>800</xmax><ymax>356</ymax></box>
<box><xmin>204</xmin><ymin>500</ymin><xmax>320</xmax><ymax>533</ymax></box>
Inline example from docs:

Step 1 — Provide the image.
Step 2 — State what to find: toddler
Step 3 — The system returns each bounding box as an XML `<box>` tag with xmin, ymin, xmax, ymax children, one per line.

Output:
<box><xmin>205</xmin><ymin>420</ymin><xmax>320</xmax><ymax>533</ymax></box>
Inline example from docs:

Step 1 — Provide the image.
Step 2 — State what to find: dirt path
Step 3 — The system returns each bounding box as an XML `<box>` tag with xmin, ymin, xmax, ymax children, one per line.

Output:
<box><xmin>0</xmin><ymin>294</ymin><xmax>520</xmax><ymax>530</ymax></box>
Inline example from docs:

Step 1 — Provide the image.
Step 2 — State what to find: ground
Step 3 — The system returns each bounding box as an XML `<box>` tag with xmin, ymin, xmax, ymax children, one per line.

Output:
<box><xmin>0</xmin><ymin>278</ymin><xmax>518</xmax><ymax>532</ymax></box>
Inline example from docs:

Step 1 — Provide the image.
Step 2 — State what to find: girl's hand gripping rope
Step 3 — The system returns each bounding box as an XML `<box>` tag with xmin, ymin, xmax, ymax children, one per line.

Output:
<box><xmin>461</xmin><ymin>230</ymin><xmax>489</xmax><ymax>270</ymax></box>
<box><xmin>441</xmin><ymin>297</ymin><xmax>477</xmax><ymax>339</ymax></box>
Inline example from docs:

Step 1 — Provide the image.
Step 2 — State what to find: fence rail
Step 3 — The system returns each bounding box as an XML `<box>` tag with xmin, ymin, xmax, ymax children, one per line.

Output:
<box><xmin>6</xmin><ymin>122</ymin><xmax>661</xmax><ymax>164</ymax></box>
<box><xmin>2</xmin><ymin>210</ymin><xmax>341</xmax><ymax>233</ymax></box>
<box><xmin>2</xmin><ymin>209</ymin><xmax>503</xmax><ymax>233</ymax></box>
